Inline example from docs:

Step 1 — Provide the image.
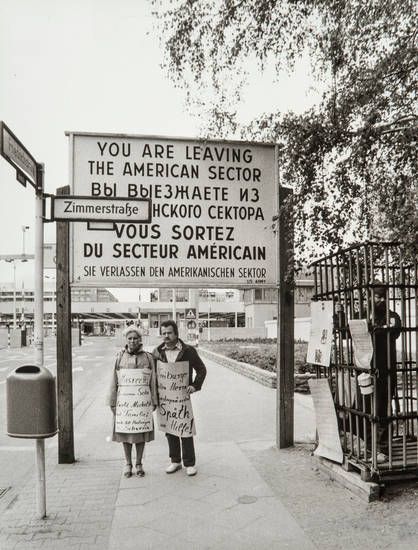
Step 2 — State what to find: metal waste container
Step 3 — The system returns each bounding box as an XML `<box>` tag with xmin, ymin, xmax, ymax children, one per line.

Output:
<box><xmin>6</xmin><ymin>365</ymin><xmax>57</xmax><ymax>438</ymax></box>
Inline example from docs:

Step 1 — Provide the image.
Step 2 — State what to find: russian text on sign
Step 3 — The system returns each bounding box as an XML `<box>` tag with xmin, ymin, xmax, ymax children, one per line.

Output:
<box><xmin>69</xmin><ymin>134</ymin><xmax>278</xmax><ymax>287</ymax></box>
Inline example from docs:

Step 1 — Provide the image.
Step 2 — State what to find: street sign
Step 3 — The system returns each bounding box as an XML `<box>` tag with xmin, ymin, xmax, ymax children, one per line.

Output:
<box><xmin>52</xmin><ymin>196</ymin><xmax>151</xmax><ymax>223</ymax></box>
<box><xmin>0</xmin><ymin>121</ymin><xmax>38</xmax><ymax>187</ymax></box>
<box><xmin>185</xmin><ymin>308</ymin><xmax>197</xmax><ymax>320</ymax></box>
<box><xmin>68</xmin><ymin>132</ymin><xmax>278</xmax><ymax>288</ymax></box>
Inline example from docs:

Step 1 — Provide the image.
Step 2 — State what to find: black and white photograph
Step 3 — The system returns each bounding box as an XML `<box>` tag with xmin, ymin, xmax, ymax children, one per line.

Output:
<box><xmin>0</xmin><ymin>1</ymin><xmax>416</xmax><ymax>548</ymax></box>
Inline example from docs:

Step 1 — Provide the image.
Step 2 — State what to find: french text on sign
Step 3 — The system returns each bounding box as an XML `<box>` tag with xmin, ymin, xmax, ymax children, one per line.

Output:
<box><xmin>52</xmin><ymin>196</ymin><xmax>151</xmax><ymax>223</ymax></box>
<box><xmin>69</xmin><ymin>133</ymin><xmax>278</xmax><ymax>287</ymax></box>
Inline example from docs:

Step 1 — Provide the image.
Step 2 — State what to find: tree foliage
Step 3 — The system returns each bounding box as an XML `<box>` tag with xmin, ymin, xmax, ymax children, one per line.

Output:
<box><xmin>153</xmin><ymin>0</ymin><xmax>417</xmax><ymax>265</ymax></box>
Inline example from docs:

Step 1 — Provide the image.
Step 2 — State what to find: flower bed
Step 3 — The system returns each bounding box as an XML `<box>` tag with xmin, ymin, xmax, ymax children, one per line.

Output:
<box><xmin>199</xmin><ymin>338</ymin><xmax>316</xmax><ymax>392</ymax></box>
<box><xmin>200</xmin><ymin>339</ymin><xmax>308</xmax><ymax>372</ymax></box>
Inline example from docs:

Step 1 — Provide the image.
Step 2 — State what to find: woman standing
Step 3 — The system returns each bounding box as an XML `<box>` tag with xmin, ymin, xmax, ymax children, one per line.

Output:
<box><xmin>108</xmin><ymin>326</ymin><xmax>157</xmax><ymax>477</ymax></box>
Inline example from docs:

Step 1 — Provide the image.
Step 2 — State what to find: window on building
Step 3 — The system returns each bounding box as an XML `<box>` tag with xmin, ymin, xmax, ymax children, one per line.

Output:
<box><xmin>254</xmin><ymin>289</ymin><xmax>263</xmax><ymax>301</ymax></box>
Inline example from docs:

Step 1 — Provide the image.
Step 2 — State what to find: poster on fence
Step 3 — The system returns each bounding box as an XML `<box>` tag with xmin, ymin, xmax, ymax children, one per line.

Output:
<box><xmin>308</xmin><ymin>378</ymin><xmax>343</xmax><ymax>464</ymax></box>
<box><xmin>348</xmin><ymin>319</ymin><xmax>373</xmax><ymax>370</ymax></box>
<box><xmin>307</xmin><ymin>301</ymin><xmax>334</xmax><ymax>367</ymax></box>
<box><xmin>115</xmin><ymin>369</ymin><xmax>154</xmax><ymax>433</ymax></box>
<box><xmin>156</xmin><ymin>361</ymin><xmax>196</xmax><ymax>437</ymax></box>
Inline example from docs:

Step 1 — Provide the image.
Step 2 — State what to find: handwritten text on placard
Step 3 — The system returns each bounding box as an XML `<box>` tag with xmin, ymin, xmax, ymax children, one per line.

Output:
<box><xmin>156</xmin><ymin>361</ymin><xmax>196</xmax><ymax>437</ymax></box>
<box><xmin>115</xmin><ymin>369</ymin><xmax>153</xmax><ymax>433</ymax></box>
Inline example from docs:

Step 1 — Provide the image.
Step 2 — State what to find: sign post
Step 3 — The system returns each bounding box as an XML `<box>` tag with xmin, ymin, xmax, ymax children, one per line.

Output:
<box><xmin>65</xmin><ymin>131</ymin><xmax>295</xmax><ymax>449</ymax></box>
<box><xmin>0</xmin><ymin>121</ymin><xmax>46</xmax><ymax>519</ymax></box>
<box><xmin>56</xmin><ymin>186</ymin><xmax>75</xmax><ymax>464</ymax></box>
<box><xmin>185</xmin><ymin>304</ymin><xmax>199</xmax><ymax>344</ymax></box>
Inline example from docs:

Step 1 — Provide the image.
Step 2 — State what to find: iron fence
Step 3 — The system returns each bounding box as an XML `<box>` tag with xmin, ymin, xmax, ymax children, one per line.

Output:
<box><xmin>310</xmin><ymin>242</ymin><xmax>417</xmax><ymax>481</ymax></box>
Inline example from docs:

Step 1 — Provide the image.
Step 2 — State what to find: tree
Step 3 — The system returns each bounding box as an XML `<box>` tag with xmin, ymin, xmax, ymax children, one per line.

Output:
<box><xmin>153</xmin><ymin>0</ymin><xmax>417</xmax><ymax>266</ymax></box>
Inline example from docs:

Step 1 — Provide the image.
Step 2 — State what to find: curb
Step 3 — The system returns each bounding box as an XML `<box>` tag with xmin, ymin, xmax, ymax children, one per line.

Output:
<box><xmin>199</xmin><ymin>347</ymin><xmax>277</xmax><ymax>388</ymax></box>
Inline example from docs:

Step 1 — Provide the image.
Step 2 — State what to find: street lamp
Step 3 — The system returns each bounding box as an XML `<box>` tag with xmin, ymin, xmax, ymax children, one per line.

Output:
<box><xmin>5</xmin><ymin>259</ymin><xmax>17</xmax><ymax>329</ymax></box>
<box><xmin>44</xmin><ymin>274</ymin><xmax>56</xmax><ymax>335</ymax></box>
<box><xmin>22</xmin><ymin>225</ymin><xmax>30</xmax><ymax>259</ymax></box>
<box><xmin>20</xmin><ymin>226</ymin><xmax>30</xmax><ymax>324</ymax></box>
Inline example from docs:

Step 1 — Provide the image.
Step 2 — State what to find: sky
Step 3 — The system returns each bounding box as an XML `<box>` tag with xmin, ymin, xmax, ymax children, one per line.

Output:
<box><xmin>0</xmin><ymin>0</ymin><xmax>320</xmax><ymax>301</ymax></box>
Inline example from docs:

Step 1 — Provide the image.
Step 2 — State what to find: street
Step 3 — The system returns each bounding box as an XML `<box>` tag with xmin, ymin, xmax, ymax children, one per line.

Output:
<box><xmin>0</xmin><ymin>337</ymin><xmax>417</xmax><ymax>549</ymax></box>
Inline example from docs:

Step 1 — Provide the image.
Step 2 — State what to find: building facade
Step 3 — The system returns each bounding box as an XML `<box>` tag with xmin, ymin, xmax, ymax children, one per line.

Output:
<box><xmin>0</xmin><ymin>272</ymin><xmax>314</xmax><ymax>336</ymax></box>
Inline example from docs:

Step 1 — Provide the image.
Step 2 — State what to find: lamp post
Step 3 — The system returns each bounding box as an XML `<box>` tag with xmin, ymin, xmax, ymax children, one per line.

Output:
<box><xmin>22</xmin><ymin>225</ymin><xmax>30</xmax><ymax>257</ymax></box>
<box><xmin>44</xmin><ymin>275</ymin><xmax>55</xmax><ymax>335</ymax></box>
<box><xmin>21</xmin><ymin>226</ymin><xmax>30</xmax><ymax>325</ymax></box>
<box><xmin>10</xmin><ymin>260</ymin><xmax>16</xmax><ymax>329</ymax></box>
<box><xmin>4</xmin><ymin>259</ymin><xmax>17</xmax><ymax>329</ymax></box>
<box><xmin>1</xmin><ymin>254</ymin><xmax>35</xmax><ymax>329</ymax></box>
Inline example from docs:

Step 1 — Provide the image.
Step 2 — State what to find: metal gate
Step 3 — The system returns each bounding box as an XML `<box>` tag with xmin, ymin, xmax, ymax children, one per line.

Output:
<box><xmin>310</xmin><ymin>242</ymin><xmax>417</xmax><ymax>481</ymax></box>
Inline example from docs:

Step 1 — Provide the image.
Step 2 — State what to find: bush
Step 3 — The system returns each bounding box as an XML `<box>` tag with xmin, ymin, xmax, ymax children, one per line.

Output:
<box><xmin>200</xmin><ymin>340</ymin><xmax>309</xmax><ymax>373</ymax></box>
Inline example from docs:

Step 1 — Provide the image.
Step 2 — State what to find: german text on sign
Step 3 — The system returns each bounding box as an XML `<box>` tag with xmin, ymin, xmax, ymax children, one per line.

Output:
<box><xmin>115</xmin><ymin>369</ymin><xmax>154</xmax><ymax>433</ymax></box>
<box><xmin>52</xmin><ymin>196</ymin><xmax>151</xmax><ymax>223</ymax></box>
<box><xmin>69</xmin><ymin>133</ymin><xmax>278</xmax><ymax>288</ymax></box>
<box><xmin>156</xmin><ymin>361</ymin><xmax>196</xmax><ymax>437</ymax></box>
<box><xmin>0</xmin><ymin>121</ymin><xmax>37</xmax><ymax>185</ymax></box>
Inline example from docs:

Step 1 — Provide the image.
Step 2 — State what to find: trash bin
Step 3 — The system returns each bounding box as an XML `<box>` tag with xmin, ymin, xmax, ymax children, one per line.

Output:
<box><xmin>6</xmin><ymin>365</ymin><xmax>57</xmax><ymax>438</ymax></box>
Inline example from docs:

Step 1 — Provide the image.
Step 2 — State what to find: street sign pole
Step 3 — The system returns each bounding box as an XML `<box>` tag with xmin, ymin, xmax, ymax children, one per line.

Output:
<box><xmin>35</xmin><ymin>162</ymin><xmax>46</xmax><ymax>519</ymax></box>
<box><xmin>0</xmin><ymin>121</ymin><xmax>49</xmax><ymax>519</ymax></box>
<box><xmin>34</xmin><ymin>163</ymin><xmax>44</xmax><ymax>368</ymax></box>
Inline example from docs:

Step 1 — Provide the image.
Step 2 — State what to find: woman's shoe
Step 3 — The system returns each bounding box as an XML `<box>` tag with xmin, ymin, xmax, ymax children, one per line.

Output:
<box><xmin>123</xmin><ymin>464</ymin><xmax>132</xmax><ymax>478</ymax></box>
<box><xmin>135</xmin><ymin>464</ymin><xmax>145</xmax><ymax>477</ymax></box>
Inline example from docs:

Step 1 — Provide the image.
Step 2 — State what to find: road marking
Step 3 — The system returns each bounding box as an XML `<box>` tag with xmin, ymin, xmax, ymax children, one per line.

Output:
<box><xmin>72</xmin><ymin>366</ymin><xmax>84</xmax><ymax>372</ymax></box>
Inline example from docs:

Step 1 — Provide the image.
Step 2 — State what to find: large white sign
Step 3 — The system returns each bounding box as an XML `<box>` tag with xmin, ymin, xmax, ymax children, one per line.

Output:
<box><xmin>69</xmin><ymin>133</ymin><xmax>278</xmax><ymax>287</ymax></box>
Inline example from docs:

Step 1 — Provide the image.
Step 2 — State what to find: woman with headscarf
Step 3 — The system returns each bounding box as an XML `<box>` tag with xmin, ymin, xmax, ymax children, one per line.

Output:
<box><xmin>108</xmin><ymin>326</ymin><xmax>157</xmax><ymax>477</ymax></box>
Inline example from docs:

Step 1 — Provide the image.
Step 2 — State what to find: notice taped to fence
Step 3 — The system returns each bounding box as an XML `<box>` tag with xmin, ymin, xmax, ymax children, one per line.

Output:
<box><xmin>349</xmin><ymin>319</ymin><xmax>373</xmax><ymax>370</ymax></box>
<box><xmin>115</xmin><ymin>369</ymin><xmax>153</xmax><ymax>433</ymax></box>
<box><xmin>156</xmin><ymin>361</ymin><xmax>196</xmax><ymax>437</ymax></box>
<box><xmin>307</xmin><ymin>301</ymin><xmax>334</xmax><ymax>367</ymax></box>
<box><xmin>308</xmin><ymin>378</ymin><xmax>343</xmax><ymax>464</ymax></box>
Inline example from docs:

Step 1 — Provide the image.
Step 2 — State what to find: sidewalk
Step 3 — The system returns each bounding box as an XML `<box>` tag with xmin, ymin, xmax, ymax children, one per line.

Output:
<box><xmin>4</xmin><ymin>346</ymin><xmax>417</xmax><ymax>550</ymax></box>
<box><xmin>0</xmin><ymin>347</ymin><xmax>318</xmax><ymax>550</ymax></box>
